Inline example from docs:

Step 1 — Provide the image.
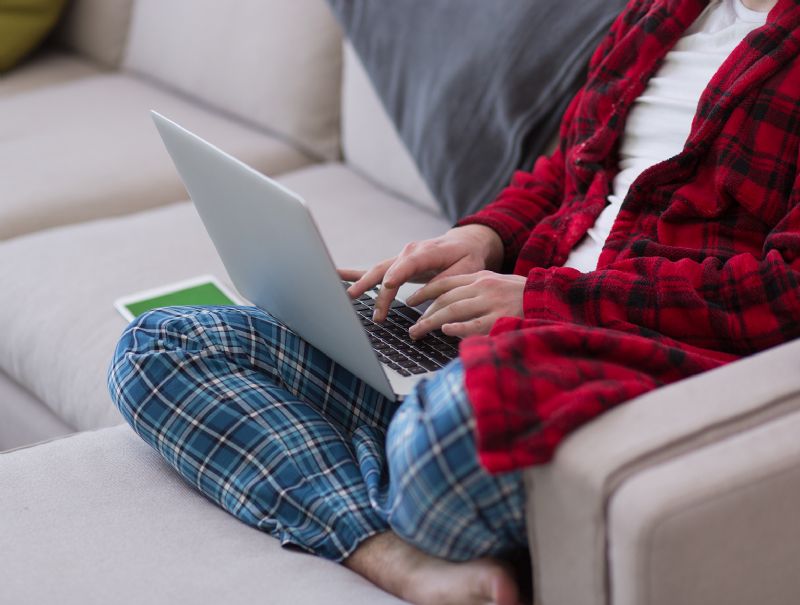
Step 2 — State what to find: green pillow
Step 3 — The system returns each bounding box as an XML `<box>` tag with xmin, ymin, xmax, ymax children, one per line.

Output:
<box><xmin>0</xmin><ymin>0</ymin><xmax>68</xmax><ymax>73</ymax></box>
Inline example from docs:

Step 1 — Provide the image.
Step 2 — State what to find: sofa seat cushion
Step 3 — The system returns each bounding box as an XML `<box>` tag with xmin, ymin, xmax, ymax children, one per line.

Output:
<box><xmin>0</xmin><ymin>163</ymin><xmax>450</xmax><ymax>430</ymax></box>
<box><xmin>0</xmin><ymin>74</ymin><xmax>312</xmax><ymax>240</ymax></box>
<box><xmin>0</xmin><ymin>50</ymin><xmax>98</xmax><ymax>97</ymax></box>
<box><xmin>0</xmin><ymin>425</ymin><xmax>405</xmax><ymax>605</ymax></box>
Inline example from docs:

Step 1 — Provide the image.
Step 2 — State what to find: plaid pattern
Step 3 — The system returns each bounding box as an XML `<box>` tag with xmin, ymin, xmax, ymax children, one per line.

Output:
<box><xmin>458</xmin><ymin>0</ymin><xmax>800</xmax><ymax>472</ymax></box>
<box><xmin>108</xmin><ymin>306</ymin><xmax>525</xmax><ymax>562</ymax></box>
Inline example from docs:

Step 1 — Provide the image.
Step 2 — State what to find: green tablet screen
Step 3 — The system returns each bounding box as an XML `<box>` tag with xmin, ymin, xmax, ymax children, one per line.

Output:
<box><xmin>122</xmin><ymin>281</ymin><xmax>237</xmax><ymax>318</ymax></box>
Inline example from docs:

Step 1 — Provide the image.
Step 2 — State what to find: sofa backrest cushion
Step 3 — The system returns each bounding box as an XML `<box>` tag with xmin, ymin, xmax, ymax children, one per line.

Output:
<box><xmin>55</xmin><ymin>0</ymin><xmax>135</xmax><ymax>68</ymax></box>
<box><xmin>329</xmin><ymin>0</ymin><xmax>627</xmax><ymax>222</ymax></box>
<box><xmin>123</xmin><ymin>0</ymin><xmax>342</xmax><ymax>160</ymax></box>
<box><xmin>341</xmin><ymin>44</ymin><xmax>439</xmax><ymax>214</ymax></box>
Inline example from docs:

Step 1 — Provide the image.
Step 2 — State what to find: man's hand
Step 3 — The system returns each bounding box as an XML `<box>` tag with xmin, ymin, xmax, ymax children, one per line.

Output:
<box><xmin>405</xmin><ymin>271</ymin><xmax>527</xmax><ymax>339</ymax></box>
<box><xmin>339</xmin><ymin>224</ymin><xmax>504</xmax><ymax>322</ymax></box>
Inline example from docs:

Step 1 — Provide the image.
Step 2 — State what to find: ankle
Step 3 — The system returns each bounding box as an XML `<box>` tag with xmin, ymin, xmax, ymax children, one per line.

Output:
<box><xmin>344</xmin><ymin>533</ymin><xmax>408</xmax><ymax>597</ymax></box>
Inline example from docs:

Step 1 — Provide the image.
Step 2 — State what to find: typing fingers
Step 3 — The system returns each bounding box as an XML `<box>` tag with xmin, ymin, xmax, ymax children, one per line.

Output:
<box><xmin>409</xmin><ymin>288</ymin><xmax>490</xmax><ymax>339</ymax></box>
<box><xmin>338</xmin><ymin>268</ymin><xmax>366</xmax><ymax>282</ymax></box>
<box><xmin>347</xmin><ymin>258</ymin><xmax>395</xmax><ymax>299</ymax></box>
<box><xmin>440</xmin><ymin>315</ymin><xmax>498</xmax><ymax>338</ymax></box>
<box><xmin>406</xmin><ymin>272</ymin><xmax>484</xmax><ymax>307</ymax></box>
<box><xmin>373</xmin><ymin>249</ymin><xmax>442</xmax><ymax>322</ymax></box>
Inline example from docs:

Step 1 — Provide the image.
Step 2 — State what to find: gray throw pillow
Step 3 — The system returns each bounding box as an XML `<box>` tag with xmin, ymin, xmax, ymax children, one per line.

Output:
<box><xmin>327</xmin><ymin>0</ymin><xmax>627</xmax><ymax>221</ymax></box>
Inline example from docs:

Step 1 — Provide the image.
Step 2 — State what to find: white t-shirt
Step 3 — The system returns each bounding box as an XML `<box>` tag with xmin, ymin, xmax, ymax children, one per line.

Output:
<box><xmin>562</xmin><ymin>0</ymin><xmax>768</xmax><ymax>273</ymax></box>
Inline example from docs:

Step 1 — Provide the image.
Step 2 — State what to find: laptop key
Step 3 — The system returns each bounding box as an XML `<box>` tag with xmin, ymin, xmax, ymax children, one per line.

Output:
<box><xmin>390</xmin><ymin>315</ymin><xmax>415</xmax><ymax>327</ymax></box>
<box><xmin>382</xmin><ymin>334</ymin><xmax>407</xmax><ymax>348</ymax></box>
<box><xmin>410</xmin><ymin>353</ymin><xmax>442</xmax><ymax>370</ymax></box>
<box><xmin>385</xmin><ymin>325</ymin><xmax>408</xmax><ymax>338</ymax></box>
<box><xmin>393</xmin><ymin>342</ymin><xmax>417</xmax><ymax>355</ymax></box>
<box><xmin>390</xmin><ymin>302</ymin><xmax>421</xmax><ymax>321</ymax></box>
<box><xmin>386</xmin><ymin>361</ymin><xmax>402</xmax><ymax>372</ymax></box>
<box><xmin>433</xmin><ymin>333</ymin><xmax>460</xmax><ymax>347</ymax></box>
<box><xmin>353</xmin><ymin>292</ymin><xmax>459</xmax><ymax>374</ymax></box>
<box><xmin>431</xmin><ymin>350</ymin><xmax>456</xmax><ymax>365</ymax></box>
<box><xmin>419</xmin><ymin>358</ymin><xmax>442</xmax><ymax>371</ymax></box>
<box><xmin>429</xmin><ymin>338</ymin><xmax>456</xmax><ymax>352</ymax></box>
<box><xmin>416</xmin><ymin>341</ymin><xmax>440</xmax><ymax>355</ymax></box>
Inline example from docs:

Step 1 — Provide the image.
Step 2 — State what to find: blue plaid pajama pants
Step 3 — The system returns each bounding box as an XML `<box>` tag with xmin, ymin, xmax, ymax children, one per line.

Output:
<box><xmin>108</xmin><ymin>306</ymin><xmax>526</xmax><ymax>562</ymax></box>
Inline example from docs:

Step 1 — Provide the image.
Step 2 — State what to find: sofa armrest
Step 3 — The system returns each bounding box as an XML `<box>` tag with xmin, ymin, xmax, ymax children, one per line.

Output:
<box><xmin>524</xmin><ymin>337</ymin><xmax>800</xmax><ymax>605</ymax></box>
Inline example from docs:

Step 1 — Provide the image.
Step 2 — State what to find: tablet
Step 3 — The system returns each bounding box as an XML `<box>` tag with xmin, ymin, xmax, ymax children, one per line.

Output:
<box><xmin>114</xmin><ymin>275</ymin><xmax>245</xmax><ymax>322</ymax></box>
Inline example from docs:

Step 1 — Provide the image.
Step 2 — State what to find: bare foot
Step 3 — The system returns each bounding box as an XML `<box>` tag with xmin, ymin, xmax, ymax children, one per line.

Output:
<box><xmin>344</xmin><ymin>532</ymin><xmax>522</xmax><ymax>605</ymax></box>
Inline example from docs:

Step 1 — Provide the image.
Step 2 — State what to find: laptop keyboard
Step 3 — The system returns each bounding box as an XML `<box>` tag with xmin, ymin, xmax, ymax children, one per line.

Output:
<box><xmin>346</xmin><ymin>284</ymin><xmax>460</xmax><ymax>377</ymax></box>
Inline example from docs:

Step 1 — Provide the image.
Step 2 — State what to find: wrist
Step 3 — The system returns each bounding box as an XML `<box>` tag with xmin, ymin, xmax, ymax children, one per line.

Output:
<box><xmin>456</xmin><ymin>224</ymin><xmax>504</xmax><ymax>271</ymax></box>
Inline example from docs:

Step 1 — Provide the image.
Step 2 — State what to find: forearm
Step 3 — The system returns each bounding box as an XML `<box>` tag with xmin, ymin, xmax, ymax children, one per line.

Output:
<box><xmin>457</xmin><ymin>149</ymin><xmax>566</xmax><ymax>271</ymax></box>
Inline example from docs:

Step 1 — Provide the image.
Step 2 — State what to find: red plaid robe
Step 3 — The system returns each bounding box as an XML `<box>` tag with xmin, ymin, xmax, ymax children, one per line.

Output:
<box><xmin>458</xmin><ymin>0</ymin><xmax>800</xmax><ymax>473</ymax></box>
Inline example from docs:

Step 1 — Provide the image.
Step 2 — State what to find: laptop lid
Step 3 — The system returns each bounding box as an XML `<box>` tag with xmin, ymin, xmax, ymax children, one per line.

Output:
<box><xmin>151</xmin><ymin>111</ymin><xmax>399</xmax><ymax>400</ymax></box>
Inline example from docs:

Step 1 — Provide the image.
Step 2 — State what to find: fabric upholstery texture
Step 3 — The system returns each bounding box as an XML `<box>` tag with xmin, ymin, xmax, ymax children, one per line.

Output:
<box><xmin>0</xmin><ymin>164</ymin><xmax>450</xmax><ymax>430</ymax></box>
<box><xmin>524</xmin><ymin>336</ymin><xmax>800</xmax><ymax>605</ymax></box>
<box><xmin>328</xmin><ymin>0</ymin><xmax>627</xmax><ymax>221</ymax></box>
<box><xmin>275</xmin><ymin>164</ymin><xmax>450</xmax><ymax>270</ymax></box>
<box><xmin>123</xmin><ymin>0</ymin><xmax>343</xmax><ymax>160</ymax></box>
<box><xmin>54</xmin><ymin>0</ymin><xmax>135</xmax><ymax>68</ymax></box>
<box><xmin>0</xmin><ymin>426</ymin><xmax>406</xmax><ymax>605</ymax></box>
<box><xmin>0</xmin><ymin>0</ymin><xmax>67</xmax><ymax>72</ymax></box>
<box><xmin>608</xmin><ymin>408</ymin><xmax>800</xmax><ymax>605</ymax></box>
<box><xmin>341</xmin><ymin>44</ymin><xmax>439</xmax><ymax>213</ymax></box>
<box><xmin>0</xmin><ymin>370</ymin><xmax>73</xmax><ymax>452</ymax></box>
<box><xmin>0</xmin><ymin>49</ymin><xmax>98</xmax><ymax>97</ymax></box>
<box><xmin>0</xmin><ymin>74</ymin><xmax>311</xmax><ymax>240</ymax></box>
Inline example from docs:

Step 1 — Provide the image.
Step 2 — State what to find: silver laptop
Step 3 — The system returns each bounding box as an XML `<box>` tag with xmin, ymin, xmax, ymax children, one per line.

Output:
<box><xmin>151</xmin><ymin>112</ymin><xmax>459</xmax><ymax>402</ymax></box>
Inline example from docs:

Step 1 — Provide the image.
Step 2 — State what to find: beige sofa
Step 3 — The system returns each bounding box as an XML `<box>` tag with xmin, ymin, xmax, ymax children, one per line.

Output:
<box><xmin>1</xmin><ymin>2</ymin><xmax>799</xmax><ymax>604</ymax></box>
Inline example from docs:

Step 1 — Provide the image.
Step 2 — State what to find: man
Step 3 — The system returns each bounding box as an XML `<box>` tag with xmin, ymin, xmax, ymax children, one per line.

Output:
<box><xmin>109</xmin><ymin>0</ymin><xmax>799</xmax><ymax>603</ymax></box>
